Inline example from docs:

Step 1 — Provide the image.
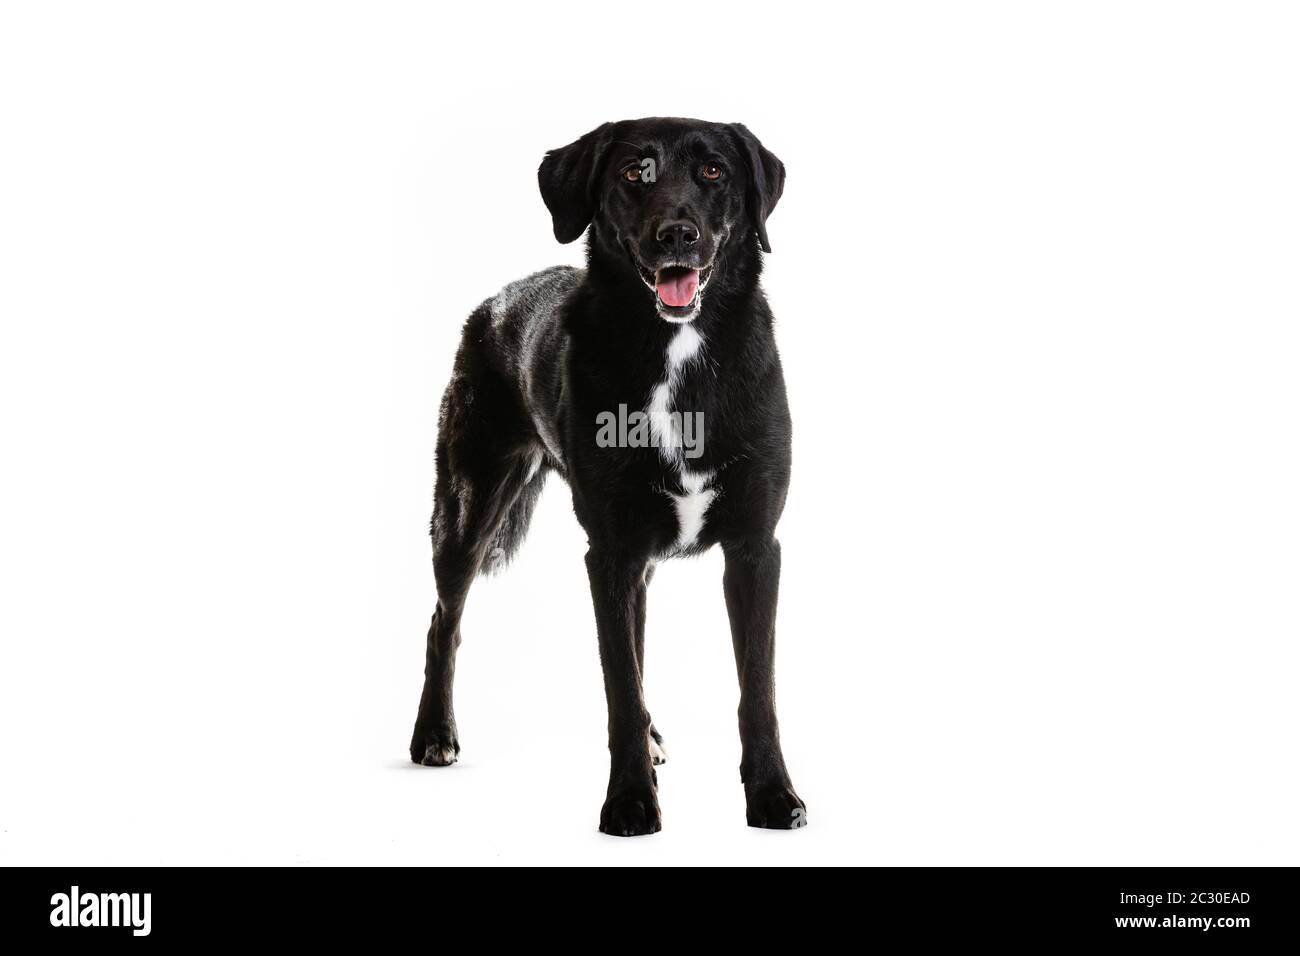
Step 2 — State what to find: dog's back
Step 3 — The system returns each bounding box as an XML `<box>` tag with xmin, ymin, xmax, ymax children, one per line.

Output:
<box><xmin>478</xmin><ymin>264</ymin><xmax>580</xmax><ymax>469</ymax></box>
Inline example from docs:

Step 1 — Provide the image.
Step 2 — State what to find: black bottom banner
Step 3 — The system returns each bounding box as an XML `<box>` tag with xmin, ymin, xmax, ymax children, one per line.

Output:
<box><xmin>0</xmin><ymin>866</ymin><xmax>1292</xmax><ymax>944</ymax></box>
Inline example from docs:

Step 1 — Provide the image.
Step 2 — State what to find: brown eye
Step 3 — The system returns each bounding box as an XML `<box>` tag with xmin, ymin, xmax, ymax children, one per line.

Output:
<box><xmin>623</xmin><ymin>166</ymin><xmax>642</xmax><ymax>182</ymax></box>
<box><xmin>702</xmin><ymin>163</ymin><xmax>723</xmax><ymax>181</ymax></box>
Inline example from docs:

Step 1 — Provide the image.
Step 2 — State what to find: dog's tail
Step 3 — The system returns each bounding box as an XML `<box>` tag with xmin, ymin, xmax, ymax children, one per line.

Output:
<box><xmin>479</xmin><ymin>459</ymin><xmax>548</xmax><ymax>576</ymax></box>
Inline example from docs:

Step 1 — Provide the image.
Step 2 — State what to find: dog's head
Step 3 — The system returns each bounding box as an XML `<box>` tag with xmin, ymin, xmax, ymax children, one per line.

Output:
<box><xmin>538</xmin><ymin>118</ymin><xmax>784</xmax><ymax>323</ymax></box>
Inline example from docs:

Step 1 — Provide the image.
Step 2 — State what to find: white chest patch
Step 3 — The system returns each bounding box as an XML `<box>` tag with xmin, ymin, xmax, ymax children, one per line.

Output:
<box><xmin>646</xmin><ymin>325</ymin><xmax>716</xmax><ymax>551</ymax></box>
<box><xmin>671</xmin><ymin>468</ymin><xmax>716</xmax><ymax>550</ymax></box>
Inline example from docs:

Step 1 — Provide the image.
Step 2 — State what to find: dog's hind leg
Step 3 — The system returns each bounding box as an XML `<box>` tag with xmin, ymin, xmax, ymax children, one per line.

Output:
<box><xmin>409</xmin><ymin>422</ymin><xmax>543</xmax><ymax>766</ymax></box>
<box><xmin>635</xmin><ymin>563</ymin><xmax>667</xmax><ymax>766</ymax></box>
<box><xmin>410</xmin><ymin>450</ymin><xmax>537</xmax><ymax>765</ymax></box>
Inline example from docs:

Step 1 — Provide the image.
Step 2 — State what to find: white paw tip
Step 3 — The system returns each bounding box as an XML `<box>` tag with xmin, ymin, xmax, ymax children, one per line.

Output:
<box><xmin>422</xmin><ymin>744</ymin><xmax>458</xmax><ymax>766</ymax></box>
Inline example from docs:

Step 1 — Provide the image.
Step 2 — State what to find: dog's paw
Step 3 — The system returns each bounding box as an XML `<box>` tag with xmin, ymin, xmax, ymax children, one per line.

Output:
<box><xmin>745</xmin><ymin>784</ymin><xmax>807</xmax><ymax>830</ymax></box>
<box><xmin>599</xmin><ymin>788</ymin><xmax>662</xmax><ymax>837</ymax></box>
<box><xmin>410</xmin><ymin>729</ymin><xmax>459</xmax><ymax>767</ymax></box>
<box><xmin>648</xmin><ymin>727</ymin><xmax>668</xmax><ymax>766</ymax></box>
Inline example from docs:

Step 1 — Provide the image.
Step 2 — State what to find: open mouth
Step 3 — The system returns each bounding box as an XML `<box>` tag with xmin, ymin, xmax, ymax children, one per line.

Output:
<box><xmin>636</xmin><ymin>262</ymin><xmax>714</xmax><ymax>318</ymax></box>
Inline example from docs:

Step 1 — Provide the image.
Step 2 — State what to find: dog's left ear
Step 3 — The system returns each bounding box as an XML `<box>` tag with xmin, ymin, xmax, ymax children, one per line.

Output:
<box><xmin>727</xmin><ymin>123</ymin><xmax>785</xmax><ymax>253</ymax></box>
<box><xmin>538</xmin><ymin>122</ymin><xmax>614</xmax><ymax>244</ymax></box>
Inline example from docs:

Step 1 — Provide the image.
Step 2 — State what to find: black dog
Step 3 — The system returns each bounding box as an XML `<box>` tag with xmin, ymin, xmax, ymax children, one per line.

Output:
<box><xmin>409</xmin><ymin>117</ymin><xmax>805</xmax><ymax>835</ymax></box>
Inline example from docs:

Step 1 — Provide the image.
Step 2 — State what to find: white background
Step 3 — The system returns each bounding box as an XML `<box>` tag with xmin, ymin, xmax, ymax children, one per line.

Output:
<box><xmin>2</xmin><ymin>2</ymin><xmax>1297</xmax><ymax>866</ymax></box>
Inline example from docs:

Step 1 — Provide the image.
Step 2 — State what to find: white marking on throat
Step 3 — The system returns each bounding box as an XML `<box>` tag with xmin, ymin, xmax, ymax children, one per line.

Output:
<box><xmin>647</xmin><ymin>324</ymin><xmax>703</xmax><ymax>464</ymax></box>
<box><xmin>645</xmin><ymin>325</ymin><xmax>716</xmax><ymax>551</ymax></box>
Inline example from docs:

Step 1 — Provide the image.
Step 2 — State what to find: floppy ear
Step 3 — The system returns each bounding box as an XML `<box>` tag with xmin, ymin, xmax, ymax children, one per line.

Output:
<box><xmin>727</xmin><ymin>123</ymin><xmax>785</xmax><ymax>253</ymax></box>
<box><xmin>537</xmin><ymin>122</ymin><xmax>614</xmax><ymax>244</ymax></box>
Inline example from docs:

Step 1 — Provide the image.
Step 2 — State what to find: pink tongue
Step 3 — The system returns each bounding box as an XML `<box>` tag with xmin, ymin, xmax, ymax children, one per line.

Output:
<box><xmin>655</xmin><ymin>269</ymin><xmax>699</xmax><ymax>308</ymax></box>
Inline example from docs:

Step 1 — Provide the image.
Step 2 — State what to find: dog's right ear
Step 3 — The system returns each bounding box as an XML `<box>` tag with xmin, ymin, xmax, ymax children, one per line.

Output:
<box><xmin>538</xmin><ymin>123</ymin><xmax>614</xmax><ymax>244</ymax></box>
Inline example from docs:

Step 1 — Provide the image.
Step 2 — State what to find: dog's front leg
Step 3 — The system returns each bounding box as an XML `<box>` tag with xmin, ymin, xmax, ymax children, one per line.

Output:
<box><xmin>723</xmin><ymin>535</ymin><xmax>807</xmax><ymax>829</ymax></box>
<box><xmin>585</xmin><ymin>547</ymin><xmax>660</xmax><ymax>836</ymax></box>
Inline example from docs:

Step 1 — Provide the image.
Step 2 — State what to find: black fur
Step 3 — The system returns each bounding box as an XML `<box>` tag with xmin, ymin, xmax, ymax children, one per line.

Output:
<box><xmin>410</xmin><ymin>118</ymin><xmax>805</xmax><ymax>834</ymax></box>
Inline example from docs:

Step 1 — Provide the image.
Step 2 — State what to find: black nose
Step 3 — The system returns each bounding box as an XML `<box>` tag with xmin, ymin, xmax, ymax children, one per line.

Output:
<box><xmin>656</xmin><ymin>220</ymin><xmax>699</xmax><ymax>255</ymax></box>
